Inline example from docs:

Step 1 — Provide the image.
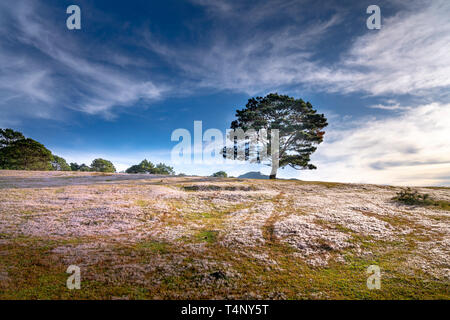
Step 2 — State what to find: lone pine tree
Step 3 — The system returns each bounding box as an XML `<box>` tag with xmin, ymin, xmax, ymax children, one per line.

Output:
<box><xmin>228</xmin><ymin>93</ymin><xmax>327</xmax><ymax>179</ymax></box>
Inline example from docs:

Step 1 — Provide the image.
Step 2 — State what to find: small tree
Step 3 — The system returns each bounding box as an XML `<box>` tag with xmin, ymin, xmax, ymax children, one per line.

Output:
<box><xmin>212</xmin><ymin>171</ymin><xmax>227</xmax><ymax>178</ymax></box>
<box><xmin>79</xmin><ymin>164</ymin><xmax>91</xmax><ymax>172</ymax></box>
<box><xmin>153</xmin><ymin>163</ymin><xmax>175</xmax><ymax>175</ymax></box>
<box><xmin>90</xmin><ymin>158</ymin><xmax>116</xmax><ymax>173</ymax></box>
<box><xmin>70</xmin><ymin>162</ymin><xmax>80</xmax><ymax>171</ymax></box>
<box><xmin>126</xmin><ymin>160</ymin><xmax>174</xmax><ymax>175</ymax></box>
<box><xmin>51</xmin><ymin>155</ymin><xmax>71</xmax><ymax>171</ymax></box>
<box><xmin>126</xmin><ymin>159</ymin><xmax>155</xmax><ymax>174</ymax></box>
<box><xmin>227</xmin><ymin>93</ymin><xmax>327</xmax><ymax>179</ymax></box>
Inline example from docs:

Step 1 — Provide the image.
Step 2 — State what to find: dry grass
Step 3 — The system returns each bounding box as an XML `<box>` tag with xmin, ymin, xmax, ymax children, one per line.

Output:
<box><xmin>0</xmin><ymin>170</ymin><xmax>448</xmax><ymax>299</ymax></box>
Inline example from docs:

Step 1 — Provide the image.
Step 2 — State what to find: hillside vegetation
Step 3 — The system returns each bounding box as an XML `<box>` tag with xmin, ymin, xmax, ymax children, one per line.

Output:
<box><xmin>0</xmin><ymin>170</ymin><xmax>448</xmax><ymax>299</ymax></box>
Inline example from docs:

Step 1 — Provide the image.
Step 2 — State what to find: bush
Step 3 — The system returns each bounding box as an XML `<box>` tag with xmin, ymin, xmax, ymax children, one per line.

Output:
<box><xmin>90</xmin><ymin>158</ymin><xmax>116</xmax><ymax>173</ymax></box>
<box><xmin>394</xmin><ymin>188</ymin><xmax>450</xmax><ymax>211</ymax></box>
<box><xmin>126</xmin><ymin>160</ymin><xmax>174</xmax><ymax>175</ymax></box>
<box><xmin>394</xmin><ymin>188</ymin><xmax>432</xmax><ymax>205</ymax></box>
<box><xmin>211</xmin><ymin>171</ymin><xmax>227</xmax><ymax>178</ymax></box>
<box><xmin>153</xmin><ymin>163</ymin><xmax>175</xmax><ymax>175</ymax></box>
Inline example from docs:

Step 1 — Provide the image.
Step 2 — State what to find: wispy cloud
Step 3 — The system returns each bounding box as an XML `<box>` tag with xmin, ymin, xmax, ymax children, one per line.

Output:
<box><xmin>0</xmin><ymin>0</ymin><xmax>167</xmax><ymax>121</ymax></box>
<box><xmin>308</xmin><ymin>0</ymin><xmax>450</xmax><ymax>97</ymax></box>
<box><xmin>295</xmin><ymin>102</ymin><xmax>450</xmax><ymax>186</ymax></box>
<box><xmin>368</xmin><ymin>103</ymin><xmax>410</xmax><ymax>111</ymax></box>
<box><xmin>144</xmin><ymin>0</ymin><xmax>342</xmax><ymax>94</ymax></box>
<box><xmin>146</xmin><ymin>0</ymin><xmax>450</xmax><ymax>100</ymax></box>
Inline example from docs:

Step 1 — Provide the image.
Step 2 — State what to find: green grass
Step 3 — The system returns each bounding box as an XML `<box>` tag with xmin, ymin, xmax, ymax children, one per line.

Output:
<box><xmin>1</xmin><ymin>233</ymin><xmax>448</xmax><ymax>299</ymax></box>
<box><xmin>1</xmin><ymin>175</ymin><xmax>448</xmax><ymax>300</ymax></box>
<box><xmin>136</xmin><ymin>240</ymin><xmax>168</xmax><ymax>254</ymax></box>
<box><xmin>194</xmin><ymin>230</ymin><xmax>218</xmax><ymax>243</ymax></box>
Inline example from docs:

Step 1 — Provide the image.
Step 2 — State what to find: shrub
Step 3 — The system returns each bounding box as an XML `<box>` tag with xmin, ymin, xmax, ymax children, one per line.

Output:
<box><xmin>90</xmin><ymin>158</ymin><xmax>116</xmax><ymax>173</ymax></box>
<box><xmin>126</xmin><ymin>160</ymin><xmax>174</xmax><ymax>175</ymax></box>
<box><xmin>394</xmin><ymin>187</ymin><xmax>450</xmax><ymax>211</ymax></box>
<box><xmin>211</xmin><ymin>171</ymin><xmax>227</xmax><ymax>178</ymax></box>
<box><xmin>394</xmin><ymin>188</ymin><xmax>432</xmax><ymax>205</ymax></box>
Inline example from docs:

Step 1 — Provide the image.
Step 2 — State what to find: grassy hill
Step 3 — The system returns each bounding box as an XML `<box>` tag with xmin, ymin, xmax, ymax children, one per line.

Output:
<box><xmin>0</xmin><ymin>170</ymin><xmax>448</xmax><ymax>299</ymax></box>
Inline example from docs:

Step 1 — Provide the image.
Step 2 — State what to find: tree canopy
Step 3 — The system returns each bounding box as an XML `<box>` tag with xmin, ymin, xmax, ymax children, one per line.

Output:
<box><xmin>0</xmin><ymin>138</ymin><xmax>53</xmax><ymax>170</ymax></box>
<box><xmin>0</xmin><ymin>128</ymin><xmax>121</xmax><ymax>173</ymax></box>
<box><xmin>79</xmin><ymin>164</ymin><xmax>91</xmax><ymax>172</ymax></box>
<box><xmin>125</xmin><ymin>159</ymin><xmax>155</xmax><ymax>174</ymax></box>
<box><xmin>227</xmin><ymin>93</ymin><xmax>328</xmax><ymax>179</ymax></box>
<box><xmin>0</xmin><ymin>129</ymin><xmax>65</xmax><ymax>171</ymax></box>
<box><xmin>126</xmin><ymin>160</ymin><xmax>174</xmax><ymax>175</ymax></box>
<box><xmin>51</xmin><ymin>155</ymin><xmax>71</xmax><ymax>171</ymax></box>
<box><xmin>212</xmin><ymin>171</ymin><xmax>228</xmax><ymax>178</ymax></box>
<box><xmin>70</xmin><ymin>162</ymin><xmax>91</xmax><ymax>172</ymax></box>
<box><xmin>70</xmin><ymin>162</ymin><xmax>81</xmax><ymax>171</ymax></box>
<box><xmin>153</xmin><ymin>163</ymin><xmax>175</xmax><ymax>175</ymax></box>
<box><xmin>0</xmin><ymin>128</ymin><xmax>25</xmax><ymax>148</ymax></box>
<box><xmin>90</xmin><ymin>158</ymin><xmax>116</xmax><ymax>173</ymax></box>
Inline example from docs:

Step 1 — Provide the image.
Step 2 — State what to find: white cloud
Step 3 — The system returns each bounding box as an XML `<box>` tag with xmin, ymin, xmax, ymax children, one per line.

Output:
<box><xmin>149</xmin><ymin>0</ymin><xmax>450</xmax><ymax>99</ymax></box>
<box><xmin>150</xmin><ymin>28</ymin><xmax>336</xmax><ymax>95</ymax></box>
<box><xmin>307</xmin><ymin>0</ymin><xmax>450</xmax><ymax>96</ymax></box>
<box><xmin>368</xmin><ymin>103</ymin><xmax>410</xmax><ymax>111</ymax></box>
<box><xmin>0</xmin><ymin>0</ymin><xmax>167</xmax><ymax>121</ymax></box>
<box><xmin>293</xmin><ymin>102</ymin><xmax>450</xmax><ymax>186</ymax></box>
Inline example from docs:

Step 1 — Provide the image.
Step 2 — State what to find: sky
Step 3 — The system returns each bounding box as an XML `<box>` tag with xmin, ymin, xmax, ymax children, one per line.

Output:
<box><xmin>0</xmin><ymin>0</ymin><xmax>449</xmax><ymax>186</ymax></box>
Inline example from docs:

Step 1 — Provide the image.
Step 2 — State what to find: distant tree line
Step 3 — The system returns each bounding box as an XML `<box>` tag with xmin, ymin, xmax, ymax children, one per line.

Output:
<box><xmin>0</xmin><ymin>128</ymin><xmax>118</xmax><ymax>172</ymax></box>
<box><xmin>125</xmin><ymin>159</ymin><xmax>174</xmax><ymax>175</ymax></box>
<box><xmin>0</xmin><ymin>128</ymin><xmax>173</xmax><ymax>175</ymax></box>
<box><xmin>70</xmin><ymin>158</ymin><xmax>117</xmax><ymax>173</ymax></box>
<box><xmin>0</xmin><ymin>128</ymin><xmax>54</xmax><ymax>171</ymax></box>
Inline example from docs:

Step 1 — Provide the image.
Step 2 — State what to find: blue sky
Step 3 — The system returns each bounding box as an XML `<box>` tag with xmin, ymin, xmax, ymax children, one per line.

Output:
<box><xmin>1</xmin><ymin>0</ymin><xmax>449</xmax><ymax>185</ymax></box>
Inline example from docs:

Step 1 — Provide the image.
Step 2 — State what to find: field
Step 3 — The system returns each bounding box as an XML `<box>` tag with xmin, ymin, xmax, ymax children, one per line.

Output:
<box><xmin>0</xmin><ymin>170</ymin><xmax>448</xmax><ymax>299</ymax></box>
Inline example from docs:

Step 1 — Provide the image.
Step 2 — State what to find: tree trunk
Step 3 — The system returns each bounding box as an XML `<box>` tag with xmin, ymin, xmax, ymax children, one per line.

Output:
<box><xmin>269</xmin><ymin>163</ymin><xmax>277</xmax><ymax>179</ymax></box>
<box><xmin>270</xmin><ymin>129</ymin><xmax>279</xmax><ymax>180</ymax></box>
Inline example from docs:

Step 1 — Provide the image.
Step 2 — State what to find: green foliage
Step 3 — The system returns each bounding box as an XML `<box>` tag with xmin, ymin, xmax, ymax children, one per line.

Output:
<box><xmin>126</xmin><ymin>159</ymin><xmax>155</xmax><ymax>173</ymax></box>
<box><xmin>70</xmin><ymin>162</ymin><xmax>91</xmax><ymax>171</ymax></box>
<box><xmin>195</xmin><ymin>230</ymin><xmax>218</xmax><ymax>243</ymax></box>
<box><xmin>0</xmin><ymin>128</ymin><xmax>119</xmax><ymax>173</ymax></box>
<box><xmin>153</xmin><ymin>163</ymin><xmax>175</xmax><ymax>175</ymax></box>
<box><xmin>70</xmin><ymin>163</ymin><xmax>80</xmax><ymax>171</ymax></box>
<box><xmin>394</xmin><ymin>188</ymin><xmax>431</xmax><ymax>205</ymax></box>
<box><xmin>79</xmin><ymin>164</ymin><xmax>91</xmax><ymax>171</ymax></box>
<box><xmin>90</xmin><ymin>158</ymin><xmax>116</xmax><ymax>173</ymax></box>
<box><xmin>227</xmin><ymin>93</ymin><xmax>328</xmax><ymax>178</ymax></box>
<box><xmin>51</xmin><ymin>155</ymin><xmax>71</xmax><ymax>171</ymax></box>
<box><xmin>126</xmin><ymin>160</ymin><xmax>174</xmax><ymax>175</ymax></box>
<box><xmin>212</xmin><ymin>171</ymin><xmax>227</xmax><ymax>178</ymax></box>
<box><xmin>0</xmin><ymin>128</ymin><xmax>25</xmax><ymax>148</ymax></box>
<box><xmin>136</xmin><ymin>240</ymin><xmax>168</xmax><ymax>254</ymax></box>
<box><xmin>394</xmin><ymin>188</ymin><xmax>450</xmax><ymax>211</ymax></box>
<box><xmin>0</xmin><ymin>138</ymin><xmax>53</xmax><ymax>170</ymax></box>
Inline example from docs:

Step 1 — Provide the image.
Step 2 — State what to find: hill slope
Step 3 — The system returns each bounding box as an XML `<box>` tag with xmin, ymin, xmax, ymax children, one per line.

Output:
<box><xmin>0</xmin><ymin>170</ymin><xmax>448</xmax><ymax>299</ymax></box>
